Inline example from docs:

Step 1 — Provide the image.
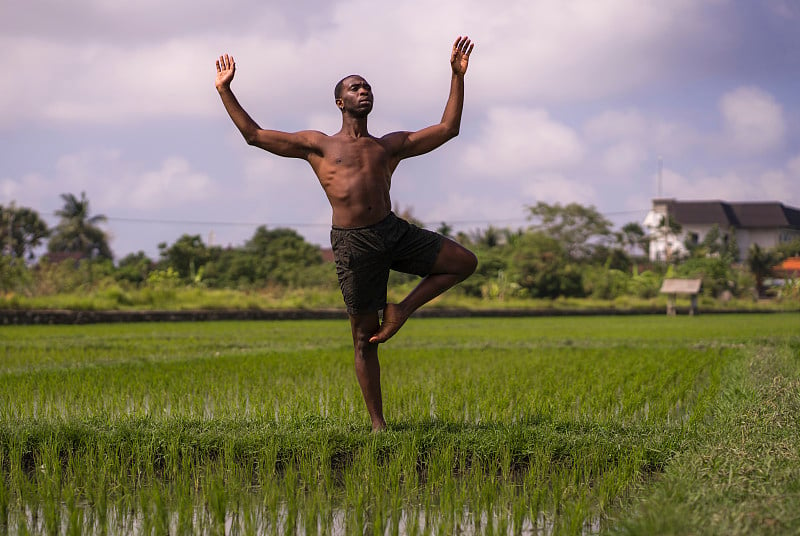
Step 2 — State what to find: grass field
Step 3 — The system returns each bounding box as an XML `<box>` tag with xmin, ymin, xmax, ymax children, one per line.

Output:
<box><xmin>1</xmin><ymin>314</ymin><xmax>798</xmax><ymax>535</ymax></box>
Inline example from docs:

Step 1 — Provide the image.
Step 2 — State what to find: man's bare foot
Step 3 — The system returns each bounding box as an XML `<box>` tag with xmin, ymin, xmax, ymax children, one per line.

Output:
<box><xmin>372</xmin><ymin>421</ymin><xmax>387</xmax><ymax>432</ymax></box>
<box><xmin>369</xmin><ymin>303</ymin><xmax>409</xmax><ymax>344</ymax></box>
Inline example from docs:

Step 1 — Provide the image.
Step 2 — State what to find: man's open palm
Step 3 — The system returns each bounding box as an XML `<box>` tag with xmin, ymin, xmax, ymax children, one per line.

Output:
<box><xmin>450</xmin><ymin>36</ymin><xmax>474</xmax><ymax>76</ymax></box>
<box><xmin>216</xmin><ymin>54</ymin><xmax>236</xmax><ymax>90</ymax></box>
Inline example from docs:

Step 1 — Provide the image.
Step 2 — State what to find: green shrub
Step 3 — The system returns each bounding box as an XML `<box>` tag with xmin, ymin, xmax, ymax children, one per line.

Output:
<box><xmin>677</xmin><ymin>257</ymin><xmax>734</xmax><ymax>297</ymax></box>
<box><xmin>0</xmin><ymin>256</ymin><xmax>32</xmax><ymax>294</ymax></box>
<box><xmin>102</xmin><ymin>284</ymin><xmax>134</xmax><ymax>306</ymax></box>
<box><xmin>582</xmin><ymin>267</ymin><xmax>630</xmax><ymax>299</ymax></box>
<box><xmin>629</xmin><ymin>270</ymin><xmax>662</xmax><ymax>299</ymax></box>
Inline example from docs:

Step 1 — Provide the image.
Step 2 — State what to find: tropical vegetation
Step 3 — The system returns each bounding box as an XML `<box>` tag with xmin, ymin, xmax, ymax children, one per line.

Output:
<box><xmin>1</xmin><ymin>194</ymin><xmax>799</xmax><ymax>309</ymax></box>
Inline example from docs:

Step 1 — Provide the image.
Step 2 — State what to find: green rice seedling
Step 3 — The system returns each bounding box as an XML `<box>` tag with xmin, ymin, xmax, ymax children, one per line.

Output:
<box><xmin>0</xmin><ymin>465</ymin><xmax>8</xmax><ymax>530</ymax></box>
<box><xmin>0</xmin><ymin>314</ymin><xmax>797</xmax><ymax>534</ymax></box>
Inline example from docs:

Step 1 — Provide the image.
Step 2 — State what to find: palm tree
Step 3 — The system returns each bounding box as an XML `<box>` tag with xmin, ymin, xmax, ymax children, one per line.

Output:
<box><xmin>617</xmin><ymin>222</ymin><xmax>648</xmax><ymax>258</ymax></box>
<box><xmin>470</xmin><ymin>225</ymin><xmax>502</xmax><ymax>248</ymax></box>
<box><xmin>747</xmin><ymin>244</ymin><xmax>779</xmax><ymax>298</ymax></box>
<box><xmin>48</xmin><ymin>192</ymin><xmax>112</xmax><ymax>259</ymax></box>
<box><xmin>1</xmin><ymin>203</ymin><xmax>50</xmax><ymax>260</ymax></box>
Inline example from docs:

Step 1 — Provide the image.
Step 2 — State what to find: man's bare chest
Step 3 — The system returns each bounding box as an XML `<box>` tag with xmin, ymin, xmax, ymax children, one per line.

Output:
<box><xmin>325</xmin><ymin>138</ymin><xmax>392</xmax><ymax>170</ymax></box>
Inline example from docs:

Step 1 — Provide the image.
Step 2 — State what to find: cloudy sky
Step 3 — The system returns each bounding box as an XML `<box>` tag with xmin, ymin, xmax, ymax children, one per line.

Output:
<box><xmin>2</xmin><ymin>0</ymin><xmax>799</xmax><ymax>259</ymax></box>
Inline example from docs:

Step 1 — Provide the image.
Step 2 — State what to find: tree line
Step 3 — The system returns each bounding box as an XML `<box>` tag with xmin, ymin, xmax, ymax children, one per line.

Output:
<box><xmin>2</xmin><ymin>193</ymin><xmax>799</xmax><ymax>301</ymax></box>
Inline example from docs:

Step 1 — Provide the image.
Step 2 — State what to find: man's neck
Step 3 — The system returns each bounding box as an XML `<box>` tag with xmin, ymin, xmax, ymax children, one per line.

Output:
<box><xmin>339</xmin><ymin>115</ymin><xmax>370</xmax><ymax>138</ymax></box>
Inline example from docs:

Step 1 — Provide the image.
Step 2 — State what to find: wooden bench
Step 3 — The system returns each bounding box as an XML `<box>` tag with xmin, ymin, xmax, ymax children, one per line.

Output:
<box><xmin>659</xmin><ymin>278</ymin><xmax>702</xmax><ymax>315</ymax></box>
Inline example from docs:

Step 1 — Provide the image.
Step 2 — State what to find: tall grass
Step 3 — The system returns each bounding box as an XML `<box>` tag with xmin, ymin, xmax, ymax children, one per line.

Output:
<box><xmin>3</xmin><ymin>282</ymin><xmax>799</xmax><ymax>312</ymax></box>
<box><xmin>0</xmin><ymin>314</ymin><xmax>797</xmax><ymax>534</ymax></box>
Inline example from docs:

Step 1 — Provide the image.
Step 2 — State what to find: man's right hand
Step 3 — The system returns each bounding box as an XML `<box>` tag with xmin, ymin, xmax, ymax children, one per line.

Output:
<box><xmin>450</xmin><ymin>36</ymin><xmax>473</xmax><ymax>76</ymax></box>
<box><xmin>215</xmin><ymin>54</ymin><xmax>236</xmax><ymax>91</ymax></box>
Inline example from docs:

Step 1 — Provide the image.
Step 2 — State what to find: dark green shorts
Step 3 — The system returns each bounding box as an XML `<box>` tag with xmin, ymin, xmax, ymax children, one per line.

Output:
<box><xmin>330</xmin><ymin>212</ymin><xmax>443</xmax><ymax>315</ymax></box>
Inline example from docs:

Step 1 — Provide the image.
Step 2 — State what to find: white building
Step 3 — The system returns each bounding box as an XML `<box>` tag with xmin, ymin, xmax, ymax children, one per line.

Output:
<box><xmin>643</xmin><ymin>199</ymin><xmax>800</xmax><ymax>262</ymax></box>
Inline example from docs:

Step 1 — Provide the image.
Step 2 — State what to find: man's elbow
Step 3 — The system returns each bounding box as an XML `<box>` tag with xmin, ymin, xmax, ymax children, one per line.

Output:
<box><xmin>444</xmin><ymin>125</ymin><xmax>460</xmax><ymax>139</ymax></box>
<box><xmin>242</xmin><ymin>131</ymin><xmax>259</xmax><ymax>145</ymax></box>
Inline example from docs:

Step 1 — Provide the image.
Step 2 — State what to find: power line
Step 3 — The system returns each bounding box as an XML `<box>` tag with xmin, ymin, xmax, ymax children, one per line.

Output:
<box><xmin>107</xmin><ymin>216</ymin><xmax>325</xmax><ymax>228</ymax></box>
<box><xmin>33</xmin><ymin>208</ymin><xmax>652</xmax><ymax>230</ymax></box>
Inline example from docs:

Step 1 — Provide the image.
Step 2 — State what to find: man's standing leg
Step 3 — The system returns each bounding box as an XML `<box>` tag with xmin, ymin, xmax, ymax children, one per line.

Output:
<box><xmin>350</xmin><ymin>313</ymin><xmax>387</xmax><ymax>431</ymax></box>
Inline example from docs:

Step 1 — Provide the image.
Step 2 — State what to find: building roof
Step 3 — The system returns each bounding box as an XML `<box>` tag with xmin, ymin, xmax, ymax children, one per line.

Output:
<box><xmin>654</xmin><ymin>199</ymin><xmax>800</xmax><ymax>230</ymax></box>
<box><xmin>41</xmin><ymin>251</ymin><xmax>85</xmax><ymax>264</ymax></box>
<box><xmin>774</xmin><ymin>257</ymin><xmax>800</xmax><ymax>276</ymax></box>
<box><xmin>729</xmin><ymin>203</ymin><xmax>800</xmax><ymax>228</ymax></box>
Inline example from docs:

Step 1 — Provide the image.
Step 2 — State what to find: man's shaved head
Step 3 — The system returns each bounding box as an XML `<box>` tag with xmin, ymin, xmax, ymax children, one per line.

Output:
<box><xmin>334</xmin><ymin>74</ymin><xmax>365</xmax><ymax>100</ymax></box>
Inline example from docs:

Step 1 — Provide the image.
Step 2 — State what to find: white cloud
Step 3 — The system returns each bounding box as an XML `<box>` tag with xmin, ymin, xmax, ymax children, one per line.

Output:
<box><xmin>241</xmin><ymin>151</ymin><xmax>298</xmax><ymax>188</ymax></box>
<box><xmin>658</xmin><ymin>160</ymin><xmax>800</xmax><ymax>207</ymax></box>
<box><xmin>54</xmin><ymin>151</ymin><xmax>217</xmax><ymax>211</ymax></box>
<box><xmin>583</xmin><ymin>109</ymin><xmax>649</xmax><ymax>142</ymax></box>
<box><xmin>583</xmin><ymin>108</ymin><xmax>703</xmax><ymax>162</ymax></box>
<box><xmin>0</xmin><ymin>36</ymin><xmax>222</xmax><ymax>126</ymax></box>
<box><xmin>3</xmin><ymin>1</ymin><xmax>328</xmax><ymax>42</ymax></box>
<box><xmin>428</xmin><ymin>192</ymin><xmax>515</xmax><ymax>225</ymax></box>
<box><xmin>463</xmin><ymin>107</ymin><xmax>584</xmax><ymax>176</ymax></box>
<box><xmin>520</xmin><ymin>173</ymin><xmax>598</xmax><ymax>206</ymax></box>
<box><xmin>601</xmin><ymin>142</ymin><xmax>648</xmax><ymax>177</ymax></box>
<box><xmin>2</xmin><ymin>150</ymin><xmax>217</xmax><ymax>215</ymax></box>
<box><xmin>719</xmin><ymin>86</ymin><xmax>785</xmax><ymax>154</ymax></box>
<box><xmin>1</xmin><ymin>1</ymin><xmax>471</xmax><ymax>128</ymax></box>
<box><xmin>755</xmin><ymin>169</ymin><xmax>794</xmax><ymax>202</ymax></box>
<box><xmin>472</xmin><ymin>0</ymin><xmax>726</xmax><ymax>103</ymax></box>
<box><xmin>0</xmin><ymin>173</ymin><xmax>52</xmax><ymax>210</ymax></box>
<box><xmin>126</xmin><ymin>157</ymin><xmax>216</xmax><ymax>210</ymax></box>
<box><xmin>2</xmin><ymin>0</ymin><xmax>733</xmax><ymax>127</ymax></box>
<box><xmin>766</xmin><ymin>0</ymin><xmax>800</xmax><ymax>19</ymax></box>
<box><xmin>754</xmin><ymin>154</ymin><xmax>800</xmax><ymax>205</ymax></box>
<box><xmin>2</xmin><ymin>0</ymin><xmax>798</xmax><ymax>257</ymax></box>
<box><xmin>786</xmin><ymin>154</ymin><xmax>800</xmax><ymax>177</ymax></box>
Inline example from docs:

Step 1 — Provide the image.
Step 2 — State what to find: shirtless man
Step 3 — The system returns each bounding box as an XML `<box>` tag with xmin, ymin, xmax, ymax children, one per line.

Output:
<box><xmin>215</xmin><ymin>36</ymin><xmax>477</xmax><ymax>431</ymax></box>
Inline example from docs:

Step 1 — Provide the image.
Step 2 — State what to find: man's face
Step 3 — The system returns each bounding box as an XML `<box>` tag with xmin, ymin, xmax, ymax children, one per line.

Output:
<box><xmin>337</xmin><ymin>76</ymin><xmax>373</xmax><ymax>117</ymax></box>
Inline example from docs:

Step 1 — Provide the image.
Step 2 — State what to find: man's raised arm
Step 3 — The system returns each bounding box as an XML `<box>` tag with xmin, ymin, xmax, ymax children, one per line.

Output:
<box><xmin>215</xmin><ymin>54</ymin><xmax>319</xmax><ymax>159</ymax></box>
<box><xmin>391</xmin><ymin>36</ymin><xmax>474</xmax><ymax>160</ymax></box>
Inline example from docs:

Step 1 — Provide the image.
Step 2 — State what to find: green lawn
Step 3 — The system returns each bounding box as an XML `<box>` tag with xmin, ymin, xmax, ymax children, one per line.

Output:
<box><xmin>0</xmin><ymin>313</ymin><xmax>798</xmax><ymax>535</ymax></box>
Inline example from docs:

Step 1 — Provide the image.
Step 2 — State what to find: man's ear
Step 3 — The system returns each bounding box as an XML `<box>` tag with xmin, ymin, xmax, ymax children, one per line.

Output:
<box><xmin>335</xmin><ymin>98</ymin><xmax>343</xmax><ymax>109</ymax></box>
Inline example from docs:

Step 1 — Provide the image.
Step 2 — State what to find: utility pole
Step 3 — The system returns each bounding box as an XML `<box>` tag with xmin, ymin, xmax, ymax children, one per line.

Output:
<box><xmin>657</xmin><ymin>156</ymin><xmax>663</xmax><ymax>198</ymax></box>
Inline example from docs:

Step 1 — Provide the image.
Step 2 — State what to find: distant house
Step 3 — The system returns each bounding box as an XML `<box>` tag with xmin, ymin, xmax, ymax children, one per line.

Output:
<box><xmin>643</xmin><ymin>199</ymin><xmax>800</xmax><ymax>262</ymax></box>
<box><xmin>774</xmin><ymin>257</ymin><xmax>800</xmax><ymax>278</ymax></box>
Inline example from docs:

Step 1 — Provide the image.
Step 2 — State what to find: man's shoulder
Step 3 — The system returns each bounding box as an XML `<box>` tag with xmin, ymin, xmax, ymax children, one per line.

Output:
<box><xmin>376</xmin><ymin>131</ymin><xmax>411</xmax><ymax>154</ymax></box>
<box><xmin>298</xmin><ymin>129</ymin><xmax>329</xmax><ymax>140</ymax></box>
<box><xmin>294</xmin><ymin>130</ymin><xmax>334</xmax><ymax>152</ymax></box>
<box><xmin>379</xmin><ymin>131</ymin><xmax>411</xmax><ymax>141</ymax></box>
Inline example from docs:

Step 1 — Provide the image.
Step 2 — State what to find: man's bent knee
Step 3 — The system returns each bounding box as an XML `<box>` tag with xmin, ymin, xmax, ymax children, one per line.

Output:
<box><xmin>460</xmin><ymin>248</ymin><xmax>478</xmax><ymax>278</ymax></box>
<box><xmin>433</xmin><ymin>239</ymin><xmax>478</xmax><ymax>278</ymax></box>
<box><xmin>450</xmin><ymin>248</ymin><xmax>477</xmax><ymax>282</ymax></box>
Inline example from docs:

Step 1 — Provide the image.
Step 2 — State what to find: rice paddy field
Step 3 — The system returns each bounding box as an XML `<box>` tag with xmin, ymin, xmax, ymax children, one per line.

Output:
<box><xmin>1</xmin><ymin>313</ymin><xmax>798</xmax><ymax>535</ymax></box>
